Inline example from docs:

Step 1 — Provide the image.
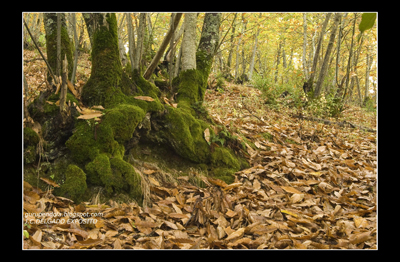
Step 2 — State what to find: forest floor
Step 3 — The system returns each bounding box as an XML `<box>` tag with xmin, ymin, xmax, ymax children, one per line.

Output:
<box><xmin>23</xmin><ymin>50</ymin><xmax>377</xmax><ymax>249</ymax></box>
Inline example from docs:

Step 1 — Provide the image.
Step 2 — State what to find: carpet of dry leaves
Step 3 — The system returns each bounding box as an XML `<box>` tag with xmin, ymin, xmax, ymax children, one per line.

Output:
<box><xmin>23</xmin><ymin>50</ymin><xmax>377</xmax><ymax>249</ymax></box>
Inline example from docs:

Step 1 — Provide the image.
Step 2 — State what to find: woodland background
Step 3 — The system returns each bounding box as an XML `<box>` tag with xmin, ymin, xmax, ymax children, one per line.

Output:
<box><xmin>23</xmin><ymin>13</ymin><xmax>377</xmax><ymax>110</ymax></box>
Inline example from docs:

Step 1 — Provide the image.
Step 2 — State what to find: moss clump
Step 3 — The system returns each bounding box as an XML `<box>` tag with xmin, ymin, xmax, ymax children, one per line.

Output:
<box><xmin>102</xmin><ymin>104</ymin><xmax>146</xmax><ymax>143</ymax></box>
<box><xmin>163</xmin><ymin>105</ymin><xmax>211</xmax><ymax>163</ymax></box>
<box><xmin>85</xmin><ymin>153</ymin><xmax>113</xmax><ymax>191</ymax></box>
<box><xmin>110</xmin><ymin>158</ymin><xmax>142</xmax><ymax>202</ymax></box>
<box><xmin>65</xmin><ymin>102</ymin><xmax>146</xmax><ymax>202</ymax></box>
<box><xmin>59</xmin><ymin>164</ymin><xmax>87</xmax><ymax>203</ymax></box>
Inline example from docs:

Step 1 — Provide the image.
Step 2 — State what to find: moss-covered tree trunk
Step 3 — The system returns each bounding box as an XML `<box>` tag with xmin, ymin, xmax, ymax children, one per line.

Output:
<box><xmin>43</xmin><ymin>13</ymin><xmax>73</xmax><ymax>83</ymax></box>
<box><xmin>81</xmin><ymin>13</ymin><xmax>140</xmax><ymax>108</ymax></box>
<box><xmin>25</xmin><ymin>13</ymin><xmax>248</xmax><ymax>205</ymax></box>
<box><xmin>175</xmin><ymin>13</ymin><xmax>221</xmax><ymax>108</ymax></box>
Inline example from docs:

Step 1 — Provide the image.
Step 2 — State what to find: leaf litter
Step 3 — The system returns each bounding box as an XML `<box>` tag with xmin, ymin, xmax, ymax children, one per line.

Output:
<box><xmin>23</xmin><ymin>79</ymin><xmax>376</xmax><ymax>249</ymax></box>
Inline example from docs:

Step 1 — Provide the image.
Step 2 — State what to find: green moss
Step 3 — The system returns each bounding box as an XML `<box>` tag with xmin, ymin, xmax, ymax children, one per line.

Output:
<box><xmin>110</xmin><ymin>158</ymin><xmax>142</xmax><ymax>202</ymax></box>
<box><xmin>85</xmin><ymin>153</ymin><xmax>113</xmax><ymax>192</ymax></box>
<box><xmin>81</xmin><ymin>14</ymin><xmax>142</xmax><ymax>108</ymax></box>
<box><xmin>175</xmin><ymin>69</ymin><xmax>204</xmax><ymax>106</ymax></box>
<box><xmin>211</xmin><ymin>147</ymin><xmax>240</xmax><ymax>170</ymax></box>
<box><xmin>102</xmin><ymin>104</ymin><xmax>145</xmax><ymax>143</ymax></box>
<box><xmin>163</xmin><ymin>106</ymin><xmax>211</xmax><ymax>163</ymax></box>
<box><xmin>211</xmin><ymin>167</ymin><xmax>236</xmax><ymax>184</ymax></box>
<box><xmin>66</xmin><ymin>121</ymin><xmax>99</xmax><ymax>163</ymax></box>
<box><xmin>59</xmin><ymin>164</ymin><xmax>87</xmax><ymax>203</ymax></box>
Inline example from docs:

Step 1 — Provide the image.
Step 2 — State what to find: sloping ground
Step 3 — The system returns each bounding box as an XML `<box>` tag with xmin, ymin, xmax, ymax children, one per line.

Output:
<box><xmin>23</xmin><ymin>82</ymin><xmax>377</xmax><ymax>249</ymax></box>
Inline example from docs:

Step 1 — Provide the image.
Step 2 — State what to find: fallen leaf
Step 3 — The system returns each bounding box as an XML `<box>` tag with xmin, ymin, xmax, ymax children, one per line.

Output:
<box><xmin>40</xmin><ymin>177</ymin><xmax>60</xmax><ymax>188</ymax></box>
<box><xmin>77</xmin><ymin>112</ymin><xmax>103</xmax><ymax>120</ymax></box>
<box><xmin>225</xmin><ymin>227</ymin><xmax>245</xmax><ymax>241</ymax></box>
<box><xmin>204</xmin><ymin>128</ymin><xmax>210</xmax><ymax>144</ymax></box>
<box><xmin>134</xmin><ymin>96</ymin><xmax>155</xmax><ymax>102</ymax></box>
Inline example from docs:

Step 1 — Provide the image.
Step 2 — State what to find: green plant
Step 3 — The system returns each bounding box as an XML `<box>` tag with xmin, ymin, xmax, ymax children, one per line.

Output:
<box><xmin>306</xmin><ymin>92</ymin><xmax>344</xmax><ymax>118</ymax></box>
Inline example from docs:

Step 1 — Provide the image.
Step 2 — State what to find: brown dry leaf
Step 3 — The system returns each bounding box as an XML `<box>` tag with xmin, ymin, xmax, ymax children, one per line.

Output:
<box><xmin>318</xmin><ymin>182</ymin><xmax>334</xmax><ymax>193</ymax></box>
<box><xmin>207</xmin><ymin>177</ymin><xmax>227</xmax><ymax>188</ymax></box>
<box><xmin>349</xmin><ymin>231</ymin><xmax>371</xmax><ymax>245</ymax></box>
<box><xmin>134</xmin><ymin>96</ymin><xmax>155</xmax><ymax>102</ymax></box>
<box><xmin>204</xmin><ymin>128</ymin><xmax>211</xmax><ymax>144</ymax></box>
<box><xmin>225</xmin><ymin>227</ymin><xmax>245</xmax><ymax>241</ymax></box>
<box><xmin>40</xmin><ymin>177</ymin><xmax>60</xmax><ymax>188</ymax></box>
<box><xmin>113</xmin><ymin>238</ymin><xmax>122</xmax><ymax>249</ymax></box>
<box><xmin>280</xmin><ymin>186</ymin><xmax>302</xmax><ymax>194</ymax></box>
<box><xmin>70</xmin><ymin>238</ymin><xmax>104</xmax><ymax>249</ymax></box>
<box><xmin>77</xmin><ymin>112</ymin><xmax>103</xmax><ymax>120</ymax></box>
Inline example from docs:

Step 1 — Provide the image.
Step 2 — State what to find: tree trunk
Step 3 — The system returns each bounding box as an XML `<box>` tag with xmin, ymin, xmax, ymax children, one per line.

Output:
<box><xmin>43</xmin><ymin>13</ymin><xmax>73</xmax><ymax>84</ymax></box>
<box><xmin>306</xmin><ymin>13</ymin><xmax>331</xmax><ymax>93</ymax></box>
<box><xmin>126</xmin><ymin>13</ymin><xmax>136</xmax><ymax>76</ymax></box>
<box><xmin>134</xmin><ymin>13</ymin><xmax>146</xmax><ymax>72</ymax></box>
<box><xmin>340</xmin><ymin>13</ymin><xmax>357</xmax><ymax>102</ymax></box>
<box><xmin>81</xmin><ymin>13</ymin><xmax>139</xmax><ymax>107</ymax></box>
<box><xmin>176</xmin><ymin>13</ymin><xmax>221</xmax><ymax>107</ymax></box>
<box><xmin>71</xmin><ymin>13</ymin><xmax>79</xmax><ymax>84</ymax></box>
<box><xmin>226</xmin><ymin>14</ymin><xmax>237</xmax><ymax>72</ymax></box>
<box><xmin>143</xmin><ymin>13</ymin><xmax>182</xmax><ymax>80</ymax></box>
<box><xmin>235</xmin><ymin>16</ymin><xmax>245</xmax><ymax>80</ymax></box>
<box><xmin>302</xmin><ymin>13</ymin><xmax>308</xmax><ymax>80</ymax></box>
<box><xmin>181</xmin><ymin>13</ymin><xmax>197</xmax><ymax>71</ymax></box>
<box><xmin>248</xmin><ymin>14</ymin><xmax>261</xmax><ymax>80</ymax></box>
<box><xmin>313</xmin><ymin>13</ymin><xmax>341</xmax><ymax>98</ymax></box>
<box><xmin>363</xmin><ymin>52</ymin><xmax>373</xmax><ymax>104</ymax></box>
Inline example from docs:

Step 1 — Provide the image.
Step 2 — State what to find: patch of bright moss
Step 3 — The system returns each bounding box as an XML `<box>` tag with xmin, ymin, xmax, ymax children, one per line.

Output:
<box><xmin>59</xmin><ymin>164</ymin><xmax>87</xmax><ymax>203</ymax></box>
<box><xmin>163</xmin><ymin>105</ymin><xmax>211</xmax><ymax>163</ymax></box>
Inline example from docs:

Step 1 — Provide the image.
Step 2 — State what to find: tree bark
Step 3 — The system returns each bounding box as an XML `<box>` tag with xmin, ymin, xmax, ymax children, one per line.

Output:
<box><xmin>181</xmin><ymin>13</ymin><xmax>197</xmax><ymax>71</ymax></box>
<box><xmin>81</xmin><ymin>13</ymin><xmax>138</xmax><ymax>107</ymax></box>
<box><xmin>302</xmin><ymin>13</ymin><xmax>308</xmax><ymax>80</ymax></box>
<box><xmin>143</xmin><ymin>13</ymin><xmax>182</xmax><ymax>80</ymax></box>
<box><xmin>248</xmin><ymin>14</ymin><xmax>261</xmax><ymax>80</ymax></box>
<box><xmin>126</xmin><ymin>13</ymin><xmax>136</xmax><ymax>75</ymax></box>
<box><xmin>340</xmin><ymin>13</ymin><xmax>357</xmax><ymax>102</ymax></box>
<box><xmin>306</xmin><ymin>13</ymin><xmax>331</xmax><ymax>93</ymax></box>
<box><xmin>235</xmin><ymin>16</ymin><xmax>245</xmax><ymax>80</ymax></box>
<box><xmin>134</xmin><ymin>13</ymin><xmax>146</xmax><ymax>72</ymax></box>
<box><xmin>43</xmin><ymin>13</ymin><xmax>73</xmax><ymax>85</ymax></box>
<box><xmin>175</xmin><ymin>13</ymin><xmax>221</xmax><ymax>107</ymax></box>
<box><xmin>313</xmin><ymin>13</ymin><xmax>341</xmax><ymax>98</ymax></box>
<box><xmin>71</xmin><ymin>13</ymin><xmax>79</xmax><ymax>84</ymax></box>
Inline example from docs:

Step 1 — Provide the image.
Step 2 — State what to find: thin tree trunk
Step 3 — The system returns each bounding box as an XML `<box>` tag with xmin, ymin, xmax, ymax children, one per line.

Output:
<box><xmin>143</xmin><ymin>13</ymin><xmax>182</xmax><ymax>80</ymax></box>
<box><xmin>314</xmin><ymin>13</ymin><xmax>341</xmax><ymax>98</ymax></box>
<box><xmin>235</xmin><ymin>16</ymin><xmax>245</xmax><ymax>80</ymax></box>
<box><xmin>363</xmin><ymin>52</ymin><xmax>373</xmax><ymax>104</ymax></box>
<box><xmin>302</xmin><ymin>13</ymin><xmax>308</xmax><ymax>80</ymax></box>
<box><xmin>248</xmin><ymin>14</ymin><xmax>261</xmax><ymax>80</ymax></box>
<box><xmin>43</xmin><ymin>13</ymin><xmax>73</xmax><ymax>85</ymax></box>
<box><xmin>57</xmin><ymin>14</ymin><xmax>62</xmax><ymax>77</ymax></box>
<box><xmin>134</xmin><ymin>13</ymin><xmax>146</xmax><ymax>72</ymax></box>
<box><xmin>342</xmin><ymin>13</ymin><xmax>357</xmax><ymax>102</ymax></box>
<box><xmin>71</xmin><ymin>13</ymin><xmax>79</xmax><ymax>84</ymax></box>
<box><xmin>181</xmin><ymin>13</ymin><xmax>197</xmax><ymax>71</ymax></box>
<box><xmin>307</xmin><ymin>13</ymin><xmax>332</xmax><ymax>91</ymax></box>
<box><xmin>126</xmin><ymin>13</ymin><xmax>136</xmax><ymax>75</ymax></box>
<box><xmin>226</xmin><ymin>14</ymin><xmax>237</xmax><ymax>72</ymax></box>
<box><xmin>274</xmin><ymin>39</ymin><xmax>282</xmax><ymax>83</ymax></box>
